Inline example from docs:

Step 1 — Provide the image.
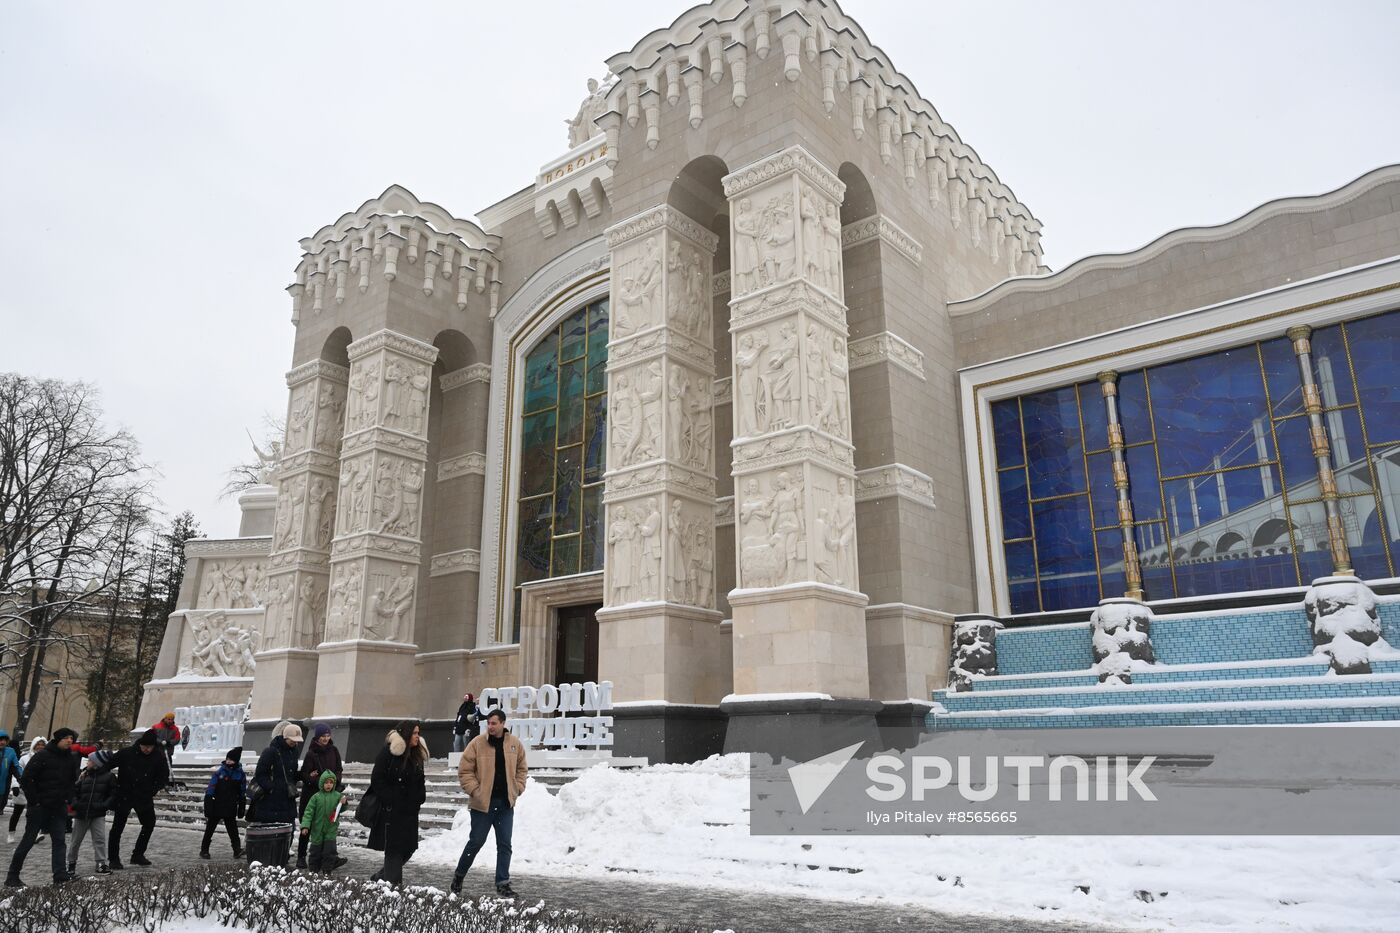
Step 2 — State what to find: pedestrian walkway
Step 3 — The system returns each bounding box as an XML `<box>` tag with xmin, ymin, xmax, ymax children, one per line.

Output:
<box><xmin>0</xmin><ymin>823</ymin><xmax>1122</xmax><ymax>933</ymax></box>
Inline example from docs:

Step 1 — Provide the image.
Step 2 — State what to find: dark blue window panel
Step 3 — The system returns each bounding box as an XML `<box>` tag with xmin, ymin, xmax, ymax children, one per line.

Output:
<box><xmin>1274</xmin><ymin>415</ymin><xmax>1320</xmax><ymax>491</ymax></box>
<box><xmin>581</xmin><ymin>485</ymin><xmax>604</xmax><ymax>573</ymax></box>
<box><xmin>516</xmin><ymin>495</ymin><xmax>553</xmax><ymax>585</ymax></box>
<box><xmin>1096</xmin><ymin>529</ymin><xmax>1126</xmax><ymax>600</ymax></box>
<box><xmin>992</xmin><ymin>399</ymin><xmax>1024</xmax><ymax>468</ymax></box>
<box><xmin>1031</xmin><ymin>496</ymin><xmax>1097</xmax><ymax>610</ymax></box>
<box><xmin>523</xmin><ymin>332</ymin><xmax>559</xmax><ymax>414</ymax></box>
<box><xmin>557</xmin><ymin>358</ymin><xmax>586</xmax><ymax>446</ymax></box>
<box><xmin>1005</xmin><ymin>539</ymin><xmax>1039</xmax><ymax>614</ymax></box>
<box><xmin>1079</xmin><ymin>381</ymin><xmax>1109</xmax><ymax>452</ymax></box>
<box><xmin>586</xmin><ymin>301</ymin><xmax>610</xmax><ymax>396</ymax></box>
<box><xmin>552</xmin><ymin>534</ymin><xmax>580</xmax><ymax>577</ymax></box>
<box><xmin>1117</xmin><ymin>371</ymin><xmax>1151</xmax><ymax>445</ymax></box>
<box><xmin>1022</xmin><ymin>387</ymin><xmax>1086</xmax><ymax>498</ymax></box>
<box><xmin>999</xmin><ymin>469</ymin><xmax>1031</xmax><ymax>540</ymax></box>
<box><xmin>1125</xmin><ymin>446</ymin><xmax>1163</xmax><ymax>524</ymax></box>
<box><xmin>1344</xmin><ymin>498</ymin><xmax>1388</xmax><ymax>577</ymax></box>
<box><xmin>1346</xmin><ymin>311</ymin><xmax>1400</xmax><ymax>443</ymax></box>
<box><xmin>1221</xmin><ymin>464</ymin><xmax>1277</xmax><ymax>514</ymax></box>
<box><xmin>519</xmin><ymin>410</ymin><xmax>557</xmax><ymax>498</ymax></box>
<box><xmin>583</xmin><ymin>395</ymin><xmax>608</xmax><ymax>483</ymax></box>
<box><xmin>1260</xmin><ymin>337</ymin><xmax>1303</xmax><ymax>418</ymax></box>
<box><xmin>559</xmin><ymin>306</ymin><xmax>588</xmax><ymax>362</ymax></box>
<box><xmin>1163</xmin><ymin>475</ymin><xmax>1224</xmax><ymax>534</ymax></box>
<box><xmin>1149</xmin><ymin>347</ymin><xmax>1272</xmax><ymax>478</ymax></box>
<box><xmin>1308</xmin><ymin>324</ymin><xmax>1355</xmax><ymax>408</ymax></box>
<box><xmin>1326</xmin><ymin>408</ymin><xmax>1368</xmax><ymax>482</ymax></box>
<box><xmin>1135</xmin><ymin>522</ymin><xmax>1176</xmax><ymax>600</ymax></box>
<box><xmin>1086</xmin><ymin>452</ymin><xmax>1118</xmax><ymax>529</ymax></box>
<box><xmin>554</xmin><ymin>444</ymin><xmax>582</xmax><ymax>535</ymax></box>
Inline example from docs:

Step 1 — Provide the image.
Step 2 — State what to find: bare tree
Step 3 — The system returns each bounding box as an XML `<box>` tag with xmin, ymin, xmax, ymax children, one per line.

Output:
<box><xmin>0</xmin><ymin>373</ymin><xmax>151</xmax><ymax>740</ymax></box>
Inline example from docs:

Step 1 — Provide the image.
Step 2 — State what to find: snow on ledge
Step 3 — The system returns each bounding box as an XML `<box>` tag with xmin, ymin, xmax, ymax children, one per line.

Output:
<box><xmin>720</xmin><ymin>692</ymin><xmax>834</xmax><ymax>704</ymax></box>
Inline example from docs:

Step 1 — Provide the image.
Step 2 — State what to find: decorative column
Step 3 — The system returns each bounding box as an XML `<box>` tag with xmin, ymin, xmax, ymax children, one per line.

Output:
<box><xmin>722</xmin><ymin>146</ymin><xmax>871</xmax><ymax>703</ymax></box>
<box><xmin>1287</xmin><ymin>325</ymin><xmax>1353</xmax><ymax>576</ymax></box>
<box><xmin>1289</xmin><ymin>325</ymin><xmax>1387</xmax><ymax>673</ymax></box>
<box><xmin>598</xmin><ymin>205</ymin><xmax>726</xmax><ymax>712</ymax></box>
<box><xmin>248</xmin><ymin>359</ymin><xmax>347</xmax><ymax>723</ymax></box>
<box><xmin>1098</xmin><ymin>371</ymin><xmax>1145</xmax><ymax>600</ymax></box>
<box><xmin>312</xmin><ymin>329</ymin><xmax>437</xmax><ymax>721</ymax></box>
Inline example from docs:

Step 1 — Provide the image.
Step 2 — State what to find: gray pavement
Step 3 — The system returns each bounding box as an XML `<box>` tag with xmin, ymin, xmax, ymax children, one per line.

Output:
<box><xmin>1</xmin><ymin>816</ymin><xmax>1127</xmax><ymax>933</ymax></box>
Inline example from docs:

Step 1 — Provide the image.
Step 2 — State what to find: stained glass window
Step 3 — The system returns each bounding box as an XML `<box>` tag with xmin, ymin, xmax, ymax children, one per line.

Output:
<box><xmin>513</xmin><ymin>299</ymin><xmax>609</xmax><ymax>637</ymax></box>
<box><xmin>992</xmin><ymin>307</ymin><xmax>1399</xmax><ymax>614</ymax></box>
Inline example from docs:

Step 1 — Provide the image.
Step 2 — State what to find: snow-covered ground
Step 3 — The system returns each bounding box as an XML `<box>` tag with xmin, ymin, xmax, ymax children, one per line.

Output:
<box><xmin>416</xmin><ymin>754</ymin><xmax>1400</xmax><ymax>932</ymax></box>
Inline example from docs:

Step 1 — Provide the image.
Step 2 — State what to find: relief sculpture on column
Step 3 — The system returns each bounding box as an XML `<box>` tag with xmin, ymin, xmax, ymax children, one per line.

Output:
<box><xmin>608</xmin><ymin>505</ymin><xmax>637</xmax><ymax>604</ymax></box>
<box><xmin>738</xmin><ymin>472</ymin><xmax>805</xmax><ymax>588</ymax></box>
<box><xmin>615</xmin><ymin>236</ymin><xmax>662</xmax><ymax>337</ymax></box>
<box><xmin>287</xmin><ymin>386</ymin><xmax>313</xmax><ymax>453</ymax></box>
<box><xmin>314</xmin><ymin>382</ymin><xmax>346</xmax><ymax>451</ymax></box>
<box><xmin>814</xmin><ymin>476</ymin><xmax>857</xmax><ymax>587</ymax></box>
<box><xmin>325</xmin><ymin>562</ymin><xmax>362</xmax><ymax>643</ymax></box>
<box><xmin>734</xmin><ymin>329</ymin><xmax>771</xmax><ymax>437</ymax></box>
<box><xmin>764</xmin><ymin>323</ymin><xmax>800</xmax><ymax>430</ymax></box>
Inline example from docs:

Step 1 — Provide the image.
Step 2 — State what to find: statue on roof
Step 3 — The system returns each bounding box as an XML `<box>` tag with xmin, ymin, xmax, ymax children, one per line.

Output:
<box><xmin>566</xmin><ymin>74</ymin><xmax>615</xmax><ymax>148</ymax></box>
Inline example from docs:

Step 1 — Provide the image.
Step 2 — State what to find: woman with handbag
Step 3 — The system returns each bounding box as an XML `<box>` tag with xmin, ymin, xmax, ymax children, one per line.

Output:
<box><xmin>365</xmin><ymin>720</ymin><xmax>427</xmax><ymax>885</ymax></box>
<box><xmin>249</xmin><ymin>724</ymin><xmax>303</xmax><ymax>867</ymax></box>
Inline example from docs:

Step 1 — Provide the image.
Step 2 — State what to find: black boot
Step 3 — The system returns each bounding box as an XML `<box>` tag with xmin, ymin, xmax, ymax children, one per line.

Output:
<box><xmin>495</xmin><ymin>882</ymin><xmax>516</xmax><ymax>898</ymax></box>
<box><xmin>130</xmin><ymin>854</ymin><xmax>152</xmax><ymax>867</ymax></box>
<box><xmin>450</xmin><ymin>873</ymin><xmax>464</xmax><ymax>894</ymax></box>
<box><xmin>199</xmin><ymin>850</ymin><xmax>211</xmax><ymax>860</ymax></box>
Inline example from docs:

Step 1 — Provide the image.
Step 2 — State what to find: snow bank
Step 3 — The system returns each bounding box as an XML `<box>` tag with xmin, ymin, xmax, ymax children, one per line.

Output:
<box><xmin>418</xmin><ymin>754</ymin><xmax>1400</xmax><ymax>932</ymax></box>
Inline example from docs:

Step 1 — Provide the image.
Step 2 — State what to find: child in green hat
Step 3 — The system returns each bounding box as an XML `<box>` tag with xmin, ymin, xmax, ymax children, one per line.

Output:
<box><xmin>298</xmin><ymin>769</ymin><xmax>347</xmax><ymax>873</ymax></box>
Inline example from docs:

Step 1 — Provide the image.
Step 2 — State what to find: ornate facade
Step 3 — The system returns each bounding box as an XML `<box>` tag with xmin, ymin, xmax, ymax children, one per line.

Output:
<box><xmin>140</xmin><ymin>0</ymin><xmax>1400</xmax><ymax>760</ymax></box>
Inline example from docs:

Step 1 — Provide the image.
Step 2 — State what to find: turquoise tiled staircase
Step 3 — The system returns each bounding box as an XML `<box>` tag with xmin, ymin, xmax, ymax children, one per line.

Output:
<box><xmin>927</xmin><ymin>597</ymin><xmax>1400</xmax><ymax>731</ymax></box>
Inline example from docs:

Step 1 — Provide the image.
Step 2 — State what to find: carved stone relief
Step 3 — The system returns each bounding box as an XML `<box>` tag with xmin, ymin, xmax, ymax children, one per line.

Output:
<box><xmin>347</xmin><ymin>361</ymin><xmax>381</xmax><ymax>433</ymax></box>
<box><xmin>381</xmin><ymin>358</ymin><xmax>429</xmax><ymax>434</ymax></box>
<box><xmin>813</xmin><ymin>476</ymin><xmax>857</xmax><ymax>587</ymax></box>
<box><xmin>665</xmin><ymin>238</ymin><xmax>709</xmax><ymax>340</ymax></box>
<box><xmin>198</xmin><ymin>559</ymin><xmax>268</xmax><ymax>610</ymax></box>
<box><xmin>294</xmin><ymin>574</ymin><xmax>327</xmax><ymax>649</ymax></box>
<box><xmin>262</xmin><ymin>575</ymin><xmax>296</xmax><ymax>647</ymax></box>
<box><xmin>365</xmin><ymin>564</ymin><xmax>416</xmax><ymax>643</ymax></box>
<box><xmin>738</xmin><ymin>471</ymin><xmax>806</xmax><ymax>588</ymax></box>
<box><xmin>613</xmin><ymin>235</ymin><xmax>662</xmax><ymax>337</ymax></box>
<box><xmin>287</xmin><ymin>385</ymin><xmax>314</xmax><ymax>453</ymax></box>
<box><xmin>664</xmin><ymin>498</ymin><xmax>713</xmax><ymax>608</ymax></box>
<box><xmin>313</xmin><ymin>381</ymin><xmax>347</xmax><ymax>451</ymax></box>
<box><xmin>273</xmin><ymin>476</ymin><xmax>307</xmax><ymax>552</ymax></box>
<box><xmin>337</xmin><ymin>455</ymin><xmax>375</xmax><ymax>535</ymax></box>
<box><xmin>180</xmin><ymin>611</ymin><xmax>260</xmax><ymax>678</ymax></box>
<box><xmin>374</xmin><ymin>457</ymin><xmax>425</xmax><ymax>537</ymax></box>
<box><xmin>325</xmin><ymin>561</ymin><xmax>363</xmax><ymax>643</ymax></box>
<box><xmin>611</xmin><ymin>361</ymin><xmax>663</xmax><ymax>467</ymax></box>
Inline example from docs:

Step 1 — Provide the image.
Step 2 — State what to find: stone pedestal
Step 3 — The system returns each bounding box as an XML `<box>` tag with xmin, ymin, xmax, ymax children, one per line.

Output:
<box><xmin>724</xmin><ymin>145</ymin><xmax>870</xmax><ymax>701</ymax></box>
<box><xmin>311</xmin><ymin>641</ymin><xmax>419</xmax><ymax>719</ymax></box>
<box><xmin>237</xmin><ymin>484</ymin><xmax>278</xmax><ymax>538</ymax></box>
<box><xmin>598</xmin><ymin>205</ymin><xmax>726</xmax><ymax>708</ymax></box>
<box><xmin>721</xmin><ymin>694</ymin><xmax>881</xmax><ymax>762</ymax></box>
<box><xmin>247</xmin><ymin>648</ymin><xmax>320</xmax><ymax>722</ymax></box>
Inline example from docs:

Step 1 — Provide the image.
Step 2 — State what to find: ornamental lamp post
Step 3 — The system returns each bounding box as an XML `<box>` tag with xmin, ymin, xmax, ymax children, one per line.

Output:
<box><xmin>47</xmin><ymin>679</ymin><xmax>64</xmax><ymax>737</ymax></box>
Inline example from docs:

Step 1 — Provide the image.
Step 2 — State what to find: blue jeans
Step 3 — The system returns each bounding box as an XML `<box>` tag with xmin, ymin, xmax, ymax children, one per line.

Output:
<box><xmin>8</xmin><ymin>804</ymin><xmax>68</xmax><ymax>882</ymax></box>
<box><xmin>454</xmin><ymin>798</ymin><xmax>513</xmax><ymax>886</ymax></box>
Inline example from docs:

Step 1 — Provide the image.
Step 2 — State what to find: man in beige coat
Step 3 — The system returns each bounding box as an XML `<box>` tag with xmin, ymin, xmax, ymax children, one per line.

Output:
<box><xmin>450</xmin><ymin>709</ymin><xmax>527</xmax><ymax>897</ymax></box>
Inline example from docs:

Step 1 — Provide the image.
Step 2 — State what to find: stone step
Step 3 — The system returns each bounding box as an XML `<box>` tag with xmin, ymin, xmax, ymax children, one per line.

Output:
<box><xmin>946</xmin><ymin>656</ymin><xmax>1333</xmax><ymax>694</ymax></box>
<box><xmin>928</xmin><ymin>695</ymin><xmax>1400</xmax><ymax>730</ymax></box>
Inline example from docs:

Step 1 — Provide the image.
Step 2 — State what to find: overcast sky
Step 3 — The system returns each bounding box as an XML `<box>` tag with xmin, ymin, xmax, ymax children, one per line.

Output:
<box><xmin>3</xmin><ymin>1</ymin><xmax>1398</xmax><ymax>539</ymax></box>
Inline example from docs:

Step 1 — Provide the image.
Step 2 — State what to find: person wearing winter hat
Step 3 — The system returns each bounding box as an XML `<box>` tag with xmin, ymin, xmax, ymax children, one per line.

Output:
<box><xmin>453</xmin><ymin>692</ymin><xmax>480</xmax><ymax>752</ymax></box>
<box><xmin>295</xmin><ymin>723</ymin><xmax>342</xmax><ymax>869</ymax></box>
<box><xmin>249</xmin><ymin>723</ymin><xmax>303</xmax><ymax>865</ymax></box>
<box><xmin>93</xmin><ymin>728</ymin><xmax>170</xmax><ymax>869</ymax></box>
<box><xmin>0</xmin><ymin>731</ymin><xmax>20</xmax><ymax>823</ymax></box>
<box><xmin>68</xmin><ymin>751</ymin><xmax>116</xmax><ymax>877</ymax></box>
<box><xmin>151</xmin><ymin>713</ymin><xmax>181</xmax><ymax>773</ymax></box>
<box><xmin>5</xmin><ymin>727</ymin><xmax>79</xmax><ymax>888</ymax></box>
<box><xmin>299</xmin><ymin>769</ymin><xmax>348</xmax><ymax>873</ymax></box>
<box><xmin>7</xmin><ymin>737</ymin><xmax>45</xmax><ymax>842</ymax></box>
<box><xmin>200</xmin><ymin>748</ymin><xmax>247</xmax><ymax>860</ymax></box>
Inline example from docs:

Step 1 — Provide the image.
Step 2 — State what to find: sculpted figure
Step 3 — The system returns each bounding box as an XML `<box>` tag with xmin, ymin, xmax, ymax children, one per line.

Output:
<box><xmin>288</xmin><ymin>390</ymin><xmax>313</xmax><ymax>452</ymax></box>
<box><xmin>315</xmin><ymin>383</ymin><xmax>345</xmax><ymax>449</ymax></box>
<box><xmin>822</xmin><ymin>202</ymin><xmax>842</xmax><ymax>290</ymax></box>
<box><xmin>359</xmin><ymin>363</ymin><xmax>381</xmax><ymax>430</ymax></box>
<box><xmin>666</xmin><ymin>499</ymin><xmax>691</xmax><ymax>603</ymax></box>
<box><xmin>770</xmin><ymin>471</ymin><xmax>805</xmax><ymax>582</ymax></box>
<box><xmin>566</xmin><ymin>74</ymin><xmax>611</xmax><ymax>147</ymax></box>
<box><xmin>733</xmin><ymin>198</ymin><xmax>762</xmax><ymax>294</ymax></box>
<box><xmin>408</xmin><ymin>369</ymin><xmax>430</xmax><ymax>434</ymax></box>
<box><xmin>608</xmin><ymin>505</ymin><xmax>637</xmax><ymax>603</ymax></box>
<box><xmin>610</xmin><ymin>373</ymin><xmax>636</xmax><ymax>463</ymax></box>
<box><xmin>760</xmin><ymin>193</ymin><xmax>796</xmax><ymax>284</ymax></box>
<box><xmin>638</xmin><ymin>499</ymin><xmax>662</xmax><ymax>600</ymax></box>
<box><xmin>765</xmin><ymin>323</ymin><xmax>800</xmax><ymax>430</ymax></box>
<box><xmin>385</xmin><ymin>566</ymin><xmax>416</xmax><ymax>642</ymax></box>
<box><xmin>800</xmin><ymin>185</ymin><xmax>824</xmax><ymax>286</ymax></box>
<box><xmin>383</xmin><ymin>360</ymin><xmax>408</xmax><ymax>427</ymax></box>
<box><xmin>734</xmin><ymin>330</ymin><xmax>770</xmax><ymax>437</ymax></box>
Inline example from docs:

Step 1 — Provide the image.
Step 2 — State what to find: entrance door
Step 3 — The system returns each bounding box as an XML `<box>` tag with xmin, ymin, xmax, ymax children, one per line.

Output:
<box><xmin>554</xmin><ymin>602</ymin><xmax>601</xmax><ymax>684</ymax></box>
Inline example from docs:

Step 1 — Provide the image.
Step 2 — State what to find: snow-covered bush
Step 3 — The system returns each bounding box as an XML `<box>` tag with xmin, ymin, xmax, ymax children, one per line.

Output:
<box><xmin>949</xmin><ymin>617</ymin><xmax>1001</xmax><ymax>691</ymax></box>
<box><xmin>1304</xmin><ymin>576</ymin><xmax>1393</xmax><ymax>674</ymax></box>
<box><xmin>0</xmin><ymin>863</ymin><xmax>698</xmax><ymax>933</ymax></box>
<box><xmin>1090</xmin><ymin>599</ymin><xmax>1156</xmax><ymax>685</ymax></box>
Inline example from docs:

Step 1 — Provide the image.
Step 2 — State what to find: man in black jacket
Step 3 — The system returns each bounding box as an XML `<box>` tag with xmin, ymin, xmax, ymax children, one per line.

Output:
<box><xmin>95</xmin><ymin>729</ymin><xmax>169</xmax><ymax>869</ymax></box>
<box><xmin>4</xmin><ymin>726</ymin><xmax>80</xmax><ymax>888</ymax></box>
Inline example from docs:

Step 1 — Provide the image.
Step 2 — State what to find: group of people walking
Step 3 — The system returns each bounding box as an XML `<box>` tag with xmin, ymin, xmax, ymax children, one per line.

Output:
<box><xmin>2</xmin><ymin>692</ymin><xmax>529</xmax><ymax>896</ymax></box>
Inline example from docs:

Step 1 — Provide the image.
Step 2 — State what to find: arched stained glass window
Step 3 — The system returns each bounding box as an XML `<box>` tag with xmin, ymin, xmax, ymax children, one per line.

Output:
<box><xmin>513</xmin><ymin>298</ymin><xmax>609</xmax><ymax>634</ymax></box>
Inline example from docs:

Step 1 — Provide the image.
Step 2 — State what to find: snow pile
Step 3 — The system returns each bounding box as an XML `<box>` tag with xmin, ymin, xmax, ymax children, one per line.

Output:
<box><xmin>1091</xmin><ymin>599</ymin><xmax>1157</xmax><ymax>684</ymax></box>
<box><xmin>419</xmin><ymin>754</ymin><xmax>1400</xmax><ymax>931</ymax></box>
<box><xmin>949</xmin><ymin>617</ymin><xmax>1001</xmax><ymax>691</ymax></box>
<box><xmin>1305</xmin><ymin>577</ymin><xmax>1395</xmax><ymax>674</ymax></box>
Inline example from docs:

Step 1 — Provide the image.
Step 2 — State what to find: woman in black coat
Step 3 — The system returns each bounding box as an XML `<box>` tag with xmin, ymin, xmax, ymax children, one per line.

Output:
<box><xmin>250</xmin><ymin>725</ymin><xmax>303</xmax><ymax>840</ymax></box>
<box><xmin>367</xmin><ymin>720</ymin><xmax>427</xmax><ymax>885</ymax></box>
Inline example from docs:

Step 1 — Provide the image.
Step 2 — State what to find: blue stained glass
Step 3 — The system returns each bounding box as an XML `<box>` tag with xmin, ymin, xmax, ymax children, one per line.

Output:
<box><xmin>557</xmin><ymin>359</ymin><xmax>585</xmax><ymax>446</ymax></box>
<box><xmin>1022</xmin><ymin>387</ymin><xmax>1086</xmax><ymax>498</ymax></box>
<box><xmin>1096</xmin><ymin>529</ymin><xmax>1126</xmax><ymax>599</ymax></box>
<box><xmin>1149</xmin><ymin>348</ymin><xmax>1272</xmax><ymax>478</ymax></box>
<box><xmin>519</xmin><ymin>410</ymin><xmax>557</xmax><ymax>498</ymax></box>
<box><xmin>1005</xmin><ymin>540</ymin><xmax>1038</xmax><ymax>613</ymax></box>
<box><xmin>1117</xmin><ymin>371</ymin><xmax>1151</xmax><ymax>444</ymax></box>
<box><xmin>992</xmin><ymin>400</ymin><xmax>1024</xmax><ymax>468</ymax></box>
<box><xmin>1308</xmin><ymin>325</ymin><xmax>1356</xmax><ymax>407</ymax></box>
<box><xmin>560</xmin><ymin>307</ymin><xmax>588</xmax><ymax>362</ymax></box>
<box><xmin>586</xmin><ymin>302</ymin><xmax>610</xmax><ymax>395</ymax></box>
<box><xmin>552</xmin><ymin>534</ymin><xmax>580</xmax><ymax>577</ymax></box>
<box><xmin>584</xmin><ymin>395</ymin><xmax>607</xmax><ymax>483</ymax></box>
<box><xmin>1327</xmin><ymin>408</ymin><xmax>1368</xmax><ymax>481</ymax></box>
<box><xmin>1274</xmin><ymin>415</ymin><xmax>1319</xmax><ymax>491</ymax></box>
<box><xmin>1344</xmin><ymin>311</ymin><xmax>1400</xmax><ymax>443</ymax></box>
<box><xmin>1086</xmin><ymin>452</ymin><xmax>1118</xmax><ymax>529</ymax></box>
<box><xmin>999</xmin><ymin>469</ymin><xmax>1031</xmax><ymax>539</ymax></box>
<box><xmin>1125</xmin><ymin>446</ymin><xmax>1162</xmax><ymax>523</ymax></box>
<box><xmin>581</xmin><ymin>485</ymin><xmax>603</xmax><ymax>572</ymax></box>
<box><xmin>1080</xmin><ymin>381</ymin><xmax>1109</xmax><ymax>451</ymax></box>
<box><xmin>523</xmin><ymin>332</ymin><xmax>559</xmax><ymax>414</ymax></box>
<box><xmin>1260</xmin><ymin>337</ymin><xmax>1303</xmax><ymax>418</ymax></box>
<box><xmin>516</xmin><ymin>496</ymin><xmax>553</xmax><ymax>584</ymax></box>
<box><xmin>555</xmin><ymin>445</ymin><xmax>582</xmax><ymax>534</ymax></box>
<box><xmin>1031</xmin><ymin>496</ymin><xmax>1098</xmax><ymax>610</ymax></box>
<box><xmin>1354</xmin><ymin>497</ymin><xmax>1392</xmax><ymax>579</ymax></box>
